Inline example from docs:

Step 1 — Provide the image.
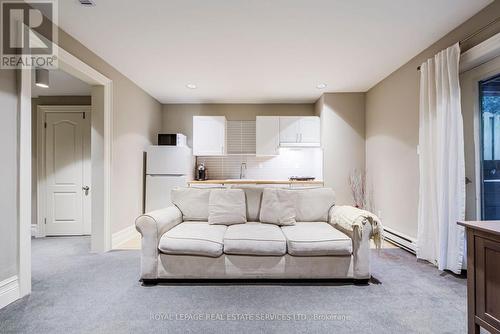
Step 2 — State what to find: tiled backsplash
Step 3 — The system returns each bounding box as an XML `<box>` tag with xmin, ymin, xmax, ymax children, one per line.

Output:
<box><xmin>196</xmin><ymin>148</ymin><xmax>323</xmax><ymax>180</ymax></box>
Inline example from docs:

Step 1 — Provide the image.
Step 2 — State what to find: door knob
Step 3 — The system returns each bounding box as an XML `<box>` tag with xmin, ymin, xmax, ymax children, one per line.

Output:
<box><xmin>82</xmin><ymin>186</ymin><xmax>90</xmax><ymax>195</ymax></box>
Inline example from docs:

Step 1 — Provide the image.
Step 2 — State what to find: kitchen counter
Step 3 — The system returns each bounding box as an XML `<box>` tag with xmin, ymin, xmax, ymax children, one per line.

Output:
<box><xmin>188</xmin><ymin>179</ymin><xmax>324</xmax><ymax>185</ymax></box>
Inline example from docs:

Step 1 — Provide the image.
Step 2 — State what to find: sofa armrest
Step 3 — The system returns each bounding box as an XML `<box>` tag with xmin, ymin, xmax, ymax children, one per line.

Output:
<box><xmin>351</xmin><ymin>222</ymin><xmax>372</xmax><ymax>279</ymax></box>
<box><xmin>328</xmin><ymin>206</ymin><xmax>372</xmax><ymax>279</ymax></box>
<box><xmin>135</xmin><ymin>206</ymin><xmax>182</xmax><ymax>279</ymax></box>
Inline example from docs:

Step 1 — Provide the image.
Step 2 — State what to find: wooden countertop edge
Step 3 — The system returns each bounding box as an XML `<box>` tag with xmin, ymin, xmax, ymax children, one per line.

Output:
<box><xmin>188</xmin><ymin>180</ymin><xmax>324</xmax><ymax>185</ymax></box>
<box><xmin>458</xmin><ymin>221</ymin><xmax>500</xmax><ymax>235</ymax></box>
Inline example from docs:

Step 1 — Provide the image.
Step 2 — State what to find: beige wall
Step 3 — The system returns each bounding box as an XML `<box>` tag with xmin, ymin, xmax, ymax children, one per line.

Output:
<box><xmin>31</xmin><ymin>96</ymin><xmax>92</xmax><ymax>229</ymax></box>
<box><xmin>315</xmin><ymin>93</ymin><xmax>366</xmax><ymax>205</ymax></box>
<box><xmin>58</xmin><ymin>30</ymin><xmax>163</xmax><ymax>234</ymax></box>
<box><xmin>162</xmin><ymin>104</ymin><xmax>314</xmax><ymax>147</ymax></box>
<box><xmin>365</xmin><ymin>1</ymin><xmax>500</xmax><ymax>239</ymax></box>
<box><xmin>0</xmin><ymin>69</ymin><xmax>18</xmax><ymax>281</ymax></box>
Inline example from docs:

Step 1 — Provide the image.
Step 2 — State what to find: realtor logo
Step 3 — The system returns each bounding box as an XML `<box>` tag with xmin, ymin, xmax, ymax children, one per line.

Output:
<box><xmin>1</xmin><ymin>0</ymin><xmax>58</xmax><ymax>69</ymax></box>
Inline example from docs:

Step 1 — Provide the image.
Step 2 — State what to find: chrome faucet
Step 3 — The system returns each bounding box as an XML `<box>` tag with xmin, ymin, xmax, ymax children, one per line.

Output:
<box><xmin>240</xmin><ymin>162</ymin><xmax>247</xmax><ymax>179</ymax></box>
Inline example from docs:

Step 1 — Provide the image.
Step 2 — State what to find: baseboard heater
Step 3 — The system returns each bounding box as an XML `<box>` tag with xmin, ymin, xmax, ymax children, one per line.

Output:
<box><xmin>383</xmin><ymin>226</ymin><xmax>417</xmax><ymax>254</ymax></box>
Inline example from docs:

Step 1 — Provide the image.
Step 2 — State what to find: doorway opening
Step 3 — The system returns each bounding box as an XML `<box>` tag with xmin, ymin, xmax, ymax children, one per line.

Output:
<box><xmin>32</xmin><ymin>69</ymin><xmax>92</xmax><ymax>238</ymax></box>
<box><xmin>16</xmin><ymin>43</ymin><xmax>113</xmax><ymax>302</ymax></box>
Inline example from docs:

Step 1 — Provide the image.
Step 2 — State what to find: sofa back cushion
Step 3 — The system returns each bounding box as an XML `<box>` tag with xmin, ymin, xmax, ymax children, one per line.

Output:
<box><xmin>293</xmin><ymin>187</ymin><xmax>335</xmax><ymax>222</ymax></box>
<box><xmin>171</xmin><ymin>187</ymin><xmax>211</xmax><ymax>221</ymax></box>
<box><xmin>259</xmin><ymin>188</ymin><xmax>298</xmax><ymax>226</ymax></box>
<box><xmin>233</xmin><ymin>187</ymin><xmax>263</xmax><ymax>222</ymax></box>
<box><xmin>171</xmin><ymin>186</ymin><xmax>335</xmax><ymax>223</ymax></box>
<box><xmin>208</xmin><ymin>189</ymin><xmax>247</xmax><ymax>225</ymax></box>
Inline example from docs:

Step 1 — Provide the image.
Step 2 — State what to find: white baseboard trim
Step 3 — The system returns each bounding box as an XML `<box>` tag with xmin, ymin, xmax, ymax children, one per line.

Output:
<box><xmin>0</xmin><ymin>276</ymin><xmax>20</xmax><ymax>309</ymax></box>
<box><xmin>112</xmin><ymin>224</ymin><xmax>139</xmax><ymax>249</ymax></box>
<box><xmin>383</xmin><ymin>226</ymin><xmax>417</xmax><ymax>254</ymax></box>
<box><xmin>31</xmin><ymin>224</ymin><xmax>38</xmax><ymax>238</ymax></box>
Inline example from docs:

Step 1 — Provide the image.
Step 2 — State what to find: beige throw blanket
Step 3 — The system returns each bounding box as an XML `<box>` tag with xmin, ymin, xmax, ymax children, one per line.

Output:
<box><xmin>330</xmin><ymin>206</ymin><xmax>384</xmax><ymax>249</ymax></box>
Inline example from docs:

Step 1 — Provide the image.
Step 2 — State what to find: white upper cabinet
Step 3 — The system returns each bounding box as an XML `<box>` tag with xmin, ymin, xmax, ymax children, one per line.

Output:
<box><xmin>279</xmin><ymin>117</ymin><xmax>301</xmax><ymax>144</ymax></box>
<box><xmin>279</xmin><ymin>116</ymin><xmax>320</xmax><ymax>146</ymax></box>
<box><xmin>256</xmin><ymin>116</ymin><xmax>280</xmax><ymax>156</ymax></box>
<box><xmin>299</xmin><ymin>117</ymin><xmax>321</xmax><ymax>144</ymax></box>
<box><xmin>193</xmin><ymin>116</ymin><xmax>226</xmax><ymax>156</ymax></box>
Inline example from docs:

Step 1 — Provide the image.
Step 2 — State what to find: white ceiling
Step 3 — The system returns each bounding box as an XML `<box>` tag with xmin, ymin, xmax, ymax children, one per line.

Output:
<box><xmin>32</xmin><ymin>69</ymin><xmax>91</xmax><ymax>97</ymax></box>
<box><xmin>58</xmin><ymin>0</ymin><xmax>492</xmax><ymax>103</ymax></box>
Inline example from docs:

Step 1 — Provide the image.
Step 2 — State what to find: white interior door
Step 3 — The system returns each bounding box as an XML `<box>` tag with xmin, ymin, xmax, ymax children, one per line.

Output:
<box><xmin>44</xmin><ymin>111</ymin><xmax>91</xmax><ymax>235</ymax></box>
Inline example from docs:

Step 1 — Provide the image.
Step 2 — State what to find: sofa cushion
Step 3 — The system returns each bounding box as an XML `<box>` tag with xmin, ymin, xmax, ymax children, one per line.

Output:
<box><xmin>158</xmin><ymin>222</ymin><xmax>226</xmax><ymax>257</ymax></box>
<box><xmin>171</xmin><ymin>187</ymin><xmax>211</xmax><ymax>221</ymax></box>
<box><xmin>259</xmin><ymin>188</ymin><xmax>297</xmax><ymax>226</ymax></box>
<box><xmin>292</xmin><ymin>188</ymin><xmax>335</xmax><ymax>222</ymax></box>
<box><xmin>223</xmin><ymin>222</ymin><xmax>286</xmax><ymax>256</ymax></box>
<box><xmin>281</xmin><ymin>222</ymin><xmax>352</xmax><ymax>256</ymax></box>
<box><xmin>233</xmin><ymin>186</ymin><xmax>263</xmax><ymax>222</ymax></box>
<box><xmin>208</xmin><ymin>189</ymin><xmax>247</xmax><ymax>225</ymax></box>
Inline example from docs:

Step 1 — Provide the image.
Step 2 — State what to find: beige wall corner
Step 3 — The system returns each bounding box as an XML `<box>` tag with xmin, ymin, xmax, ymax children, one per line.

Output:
<box><xmin>365</xmin><ymin>1</ymin><xmax>500</xmax><ymax>239</ymax></box>
<box><xmin>316</xmin><ymin>93</ymin><xmax>366</xmax><ymax>205</ymax></box>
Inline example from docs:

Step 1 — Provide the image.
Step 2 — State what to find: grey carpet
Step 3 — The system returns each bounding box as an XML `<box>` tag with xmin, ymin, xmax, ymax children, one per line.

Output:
<box><xmin>0</xmin><ymin>236</ymin><xmax>467</xmax><ymax>334</ymax></box>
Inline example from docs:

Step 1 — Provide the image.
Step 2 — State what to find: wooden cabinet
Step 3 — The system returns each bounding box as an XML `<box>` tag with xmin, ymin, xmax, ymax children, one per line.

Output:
<box><xmin>279</xmin><ymin>116</ymin><xmax>320</xmax><ymax>146</ymax></box>
<box><xmin>256</xmin><ymin>116</ymin><xmax>280</xmax><ymax>156</ymax></box>
<box><xmin>193</xmin><ymin>116</ymin><xmax>226</xmax><ymax>156</ymax></box>
<box><xmin>458</xmin><ymin>221</ymin><xmax>500</xmax><ymax>334</ymax></box>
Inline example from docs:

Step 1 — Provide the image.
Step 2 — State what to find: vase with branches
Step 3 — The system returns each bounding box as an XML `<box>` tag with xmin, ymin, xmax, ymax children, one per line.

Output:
<box><xmin>348</xmin><ymin>169</ymin><xmax>370</xmax><ymax>209</ymax></box>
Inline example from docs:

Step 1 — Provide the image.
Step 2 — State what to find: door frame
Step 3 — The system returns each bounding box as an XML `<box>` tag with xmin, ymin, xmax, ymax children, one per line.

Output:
<box><xmin>462</xmin><ymin>57</ymin><xmax>500</xmax><ymax>220</ymax></box>
<box><xmin>17</xmin><ymin>43</ymin><xmax>113</xmax><ymax>299</ymax></box>
<box><xmin>460</xmin><ymin>30</ymin><xmax>500</xmax><ymax>220</ymax></box>
<box><xmin>36</xmin><ymin>105</ymin><xmax>92</xmax><ymax>237</ymax></box>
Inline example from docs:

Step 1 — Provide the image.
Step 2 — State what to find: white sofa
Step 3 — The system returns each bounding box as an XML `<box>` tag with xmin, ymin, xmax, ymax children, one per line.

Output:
<box><xmin>135</xmin><ymin>187</ymin><xmax>374</xmax><ymax>283</ymax></box>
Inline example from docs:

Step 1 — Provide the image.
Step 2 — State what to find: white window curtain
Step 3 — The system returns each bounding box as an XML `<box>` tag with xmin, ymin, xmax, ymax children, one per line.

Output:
<box><xmin>417</xmin><ymin>43</ymin><xmax>466</xmax><ymax>274</ymax></box>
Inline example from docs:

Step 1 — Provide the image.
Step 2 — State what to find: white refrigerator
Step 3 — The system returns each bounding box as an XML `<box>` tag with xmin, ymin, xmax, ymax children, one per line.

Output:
<box><xmin>145</xmin><ymin>146</ymin><xmax>194</xmax><ymax>212</ymax></box>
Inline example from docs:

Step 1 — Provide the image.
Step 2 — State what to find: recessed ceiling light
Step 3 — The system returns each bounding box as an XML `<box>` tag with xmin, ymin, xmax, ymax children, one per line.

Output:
<box><xmin>316</xmin><ymin>83</ymin><xmax>327</xmax><ymax>89</ymax></box>
<box><xmin>186</xmin><ymin>83</ymin><xmax>197</xmax><ymax>89</ymax></box>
